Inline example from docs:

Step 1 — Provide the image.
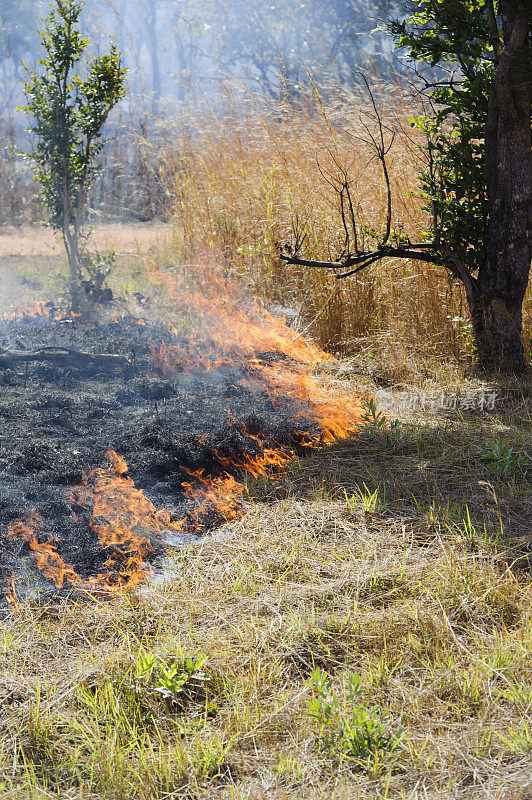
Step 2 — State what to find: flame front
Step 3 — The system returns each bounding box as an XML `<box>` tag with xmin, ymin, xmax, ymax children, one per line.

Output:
<box><xmin>5</xmin><ymin>265</ymin><xmax>363</xmax><ymax>605</ymax></box>
<box><xmin>149</xmin><ymin>264</ymin><xmax>362</xmax><ymax>445</ymax></box>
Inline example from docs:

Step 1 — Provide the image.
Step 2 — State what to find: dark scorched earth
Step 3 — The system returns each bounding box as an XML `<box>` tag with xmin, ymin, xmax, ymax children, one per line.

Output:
<box><xmin>0</xmin><ymin>314</ymin><xmax>321</xmax><ymax>599</ymax></box>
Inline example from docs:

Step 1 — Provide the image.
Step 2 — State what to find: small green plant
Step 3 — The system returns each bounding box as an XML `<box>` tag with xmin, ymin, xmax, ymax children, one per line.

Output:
<box><xmin>306</xmin><ymin>668</ymin><xmax>406</xmax><ymax>769</ymax></box>
<box><xmin>277</xmin><ymin>753</ymin><xmax>305</xmax><ymax>780</ymax></box>
<box><xmin>347</xmin><ymin>483</ymin><xmax>382</xmax><ymax>515</ymax></box>
<box><xmin>135</xmin><ymin>651</ymin><xmax>215</xmax><ymax>710</ymax></box>
<box><xmin>21</xmin><ymin>0</ymin><xmax>126</xmax><ymax>313</ymax></box>
<box><xmin>79</xmin><ymin>249</ymin><xmax>116</xmax><ymax>304</ymax></box>
<box><xmin>388</xmin><ymin>418</ymin><xmax>405</xmax><ymax>443</ymax></box>
<box><xmin>496</xmin><ymin>722</ymin><xmax>532</xmax><ymax>756</ymax></box>
<box><xmin>361</xmin><ymin>398</ymin><xmax>404</xmax><ymax>443</ymax></box>
<box><xmin>156</xmin><ymin>656</ymin><xmax>209</xmax><ymax>698</ymax></box>
<box><xmin>478</xmin><ymin>440</ymin><xmax>530</xmax><ymax>480</ymax></box>
<box><xmin>448</xmin><ymin>506</ymin><xmax>500</xmax><ymax>550</ymax></box>
<box><xmin>361</xmin><ymin>398</ymin><xmax>386</xmax><ymax>435</ymax></box>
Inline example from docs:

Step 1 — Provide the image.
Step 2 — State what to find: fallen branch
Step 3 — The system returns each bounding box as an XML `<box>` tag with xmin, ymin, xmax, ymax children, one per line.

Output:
<box><xmin>0</xmin><ymin>345</ymin><xmax>129</xmax><ymax>370</ymax></box>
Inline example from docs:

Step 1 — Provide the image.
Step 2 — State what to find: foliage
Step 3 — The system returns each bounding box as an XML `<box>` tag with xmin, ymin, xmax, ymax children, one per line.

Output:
<box><xmin>361</xmin><ymin>398</ymin><xmax>387</xmax><ymax>434</ymax></box>
<box><xmin>361</xmin><ymin>398</ymin><xmax>404</xmax><ymax>443</ymax></box>
<box><xmin>478</xmin><ymin>440</ymin><xmax>531</xmax><ymax>480</ymax></box>
<box><xmin>135</xmin><ymin>651</ymin><xmax>216</xmax><ymax>710</ymax></box>
<box><xmin>277</xmin><ymin>0</ymin><xmax>530</xmax><ymax>370</ymax></box>
<box><xmin>21</xmin><ymin>0</ymin><xmax>126</xmax><ymax>233</ymax></box>
<box><xmin>390</xmin><ymin>1</ymin><xmax>524</xmax><ymax>279</ymax></box>
<box><xmin>79</xmin><ymin>249</ymin><xmax>116</xmax><ymax>303</ymax></box>
<box><xmin>307</xmin><ymin>668</ymin><xmax>406</xmax><ymax>767</ymax></box>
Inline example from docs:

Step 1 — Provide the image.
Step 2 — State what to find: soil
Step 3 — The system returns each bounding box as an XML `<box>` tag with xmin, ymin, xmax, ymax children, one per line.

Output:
<box><xmin>0</xmin><ymin>311</ymin><xmax>320</xmax><ymax>602</ymax></box>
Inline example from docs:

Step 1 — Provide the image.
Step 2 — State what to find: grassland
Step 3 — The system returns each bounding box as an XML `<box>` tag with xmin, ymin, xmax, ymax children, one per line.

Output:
<box><xmin>0</xmin><ymin>83</ymin><xmax>531</xmax><ymax>799</ymax></box>
<box><xmin>1</xmin><ymin>246</ymin><xmax>530</xmax><ymax>798</ymax></box>
<box><xmin>156</xmin><ymin>85</ymin><xmax>531</xmax><ymax>370</ymax></box>
<box><xmin>0</xmin><ymin>391</ymin><xmax>531</xmax><ymax>799</ymax></box>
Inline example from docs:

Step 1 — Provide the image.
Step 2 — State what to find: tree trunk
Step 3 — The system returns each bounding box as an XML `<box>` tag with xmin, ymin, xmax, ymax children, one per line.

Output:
<box><xmin>479</xmin><ymin>5</ymin><xmax>531</xmax><ymax>372</ymax></box>
<box><xmin>64</xmin><ymin>225</ymin><xmax>82</xmax><ymax>315</ymax></box>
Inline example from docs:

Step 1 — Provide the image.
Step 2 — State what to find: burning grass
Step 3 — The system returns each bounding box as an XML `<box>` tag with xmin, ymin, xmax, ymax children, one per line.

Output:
<box><xmin>0</xmin><ymin>261</ymin><xmax>530</xmax><ymax>797</ymax></box>
<box><xmin>0</xmin><ymin>255</ymin><xmax>529</xmax><ymax>796</ymax></box>
<box><xmin>0</xmin><ymin>83</ymin><xmax>531</xmax><ymax>795</ymax></box>
<box><xmin>0</xmin><ymin>263</ymin><xmax>366</xmax><ymax>605</ymax></box>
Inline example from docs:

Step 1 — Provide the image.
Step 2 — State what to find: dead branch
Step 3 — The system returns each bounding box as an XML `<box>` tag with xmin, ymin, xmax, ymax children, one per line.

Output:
<box><xmin>0</xmin><ymin>346</ymin><xmax>129</xmax><ymax>370</ymax></box>
<box><xmin>279</xmin><ymin>73</ymin><xmax>478</xmax><ymax>299</ymax></box>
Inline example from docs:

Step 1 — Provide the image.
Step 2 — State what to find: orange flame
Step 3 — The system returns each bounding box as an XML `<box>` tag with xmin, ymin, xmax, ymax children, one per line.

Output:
<box><xmin>148</xmin><ymin>264</ymin><xmax>362</xmax><ymax>445</ymax></box>
<box><xmin>5</xmin><ymin>266</ymin><xmax>363</xmax><ymax>605</ymax></box>
<box><xmin>7</xmin><ymin>302</ymin><xmax>57</xmax><ymax>321</ymax></box>
<box><xmin>7</xmin><ymin>447</ymin><xmax>274</xmax><ymax>603</ymax></box>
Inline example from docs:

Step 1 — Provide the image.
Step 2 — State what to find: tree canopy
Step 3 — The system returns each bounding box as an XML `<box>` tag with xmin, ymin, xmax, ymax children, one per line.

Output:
<box><xmin>22</xmin><ymin>0</ymin><xmax>126</xmax><ymax>311</ymax></box>
<box><xmin>282</xmin><ymin>0</ymin><xmax>532</xmax><ymax>371</ymax></box>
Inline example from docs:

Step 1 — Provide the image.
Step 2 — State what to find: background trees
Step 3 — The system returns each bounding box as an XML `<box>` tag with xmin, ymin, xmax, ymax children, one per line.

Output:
<box><xmin>1</xmin><ymin>0</ymin><xmax>406</xmax><ymax>109</ymax></box>
<box><xmin>2</xmin><ymin>0</ymin><xmax>530</xmax><ymax>371</ymax></box>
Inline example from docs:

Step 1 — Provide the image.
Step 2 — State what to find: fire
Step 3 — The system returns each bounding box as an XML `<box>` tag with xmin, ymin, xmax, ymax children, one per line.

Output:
<box><xmin>148</xmin><ymin>264</ymin><xmax>362</xmax><ymax>445</ymax></box>
<box><xmin>7</xmin><ymin>511</ymin><xmax>82</xmax><ymax>590</ymax></box>
<box><xmin>247</xmin><ymin>361</ymin><xmax>361</xmax><ymax>443</ymax></box>
<box><xmin>4</xmin><ymin>263</ymin><xmax>364</xmax><ymax>606</ymax></box>
<box><xmin>7</xmin><ymin>301</ymin><xmax>57</xmax><ymax>320</ymax></box>
<box><xmin>7</xmin><ymin>453</ymin><xmax>170</xmax><ymax>601</ymax></box>
<box><xmin>7</xmin><ymin>446</ymin><xmax>274</xmax><ymax>603</ymax></box>
<box><xmin>147</xmin><ymin>265</ymin><xmax>328</xmax><ymax>368</ymax></box>
<box><xmin>6</xmin><ymin>302</ymin><xmax>145</xmax><ymax>326</ymax></box>
<box><xmin>6</xmin><ymin>301</ymin><xmax>86</xmax><ymax>322</ymax></box>
<box><xmin>182</xmin><ymin>469</ymin><xmax>244</xmax><ymax>528</ymax></box>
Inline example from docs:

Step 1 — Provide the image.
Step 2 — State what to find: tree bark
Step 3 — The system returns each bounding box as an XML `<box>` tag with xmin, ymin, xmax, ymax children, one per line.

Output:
<box><xmin>478</xmin><ymin>4</ymin><xmax>531</xmax><ymax>372</ymax></box>
<box><xmin>64</xmin><ymin>223</ymin><xmax>83</xmax><ymax>315</ymax></box>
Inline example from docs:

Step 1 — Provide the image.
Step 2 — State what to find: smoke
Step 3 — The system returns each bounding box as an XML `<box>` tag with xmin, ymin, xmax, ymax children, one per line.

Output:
<box><xmin>0</xmin><ymin>0</ymin><xmax>404</xmax><ymax>226</ymax></box>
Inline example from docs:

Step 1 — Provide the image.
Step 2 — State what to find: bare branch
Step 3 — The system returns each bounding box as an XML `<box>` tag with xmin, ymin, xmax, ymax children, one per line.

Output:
<box><xmin>357</xmin><ymin>72</ymin><xmax>393</xmax><ymax>245</ymax></box>
<box><xmin>280</xmin><ymin>243</ymin><xmax>478</xmax><ymax>296</ymax></box>
<box><xmin>278</xmin><ymin>72</ymin><xmax>479</xmax><ymax>301</ymax></box>
<box><xmin>343</xmin><ymin>178</ymin><xmax>360</xmax><ymax>255</ymax></box>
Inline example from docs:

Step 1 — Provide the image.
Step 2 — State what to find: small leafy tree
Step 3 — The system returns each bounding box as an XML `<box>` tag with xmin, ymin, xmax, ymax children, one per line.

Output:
<box><xmin>281</xmin><ymin>1</ymin><xmax>531</xmax><ymax>373</ymax></box>
<box><xmin>22</xmin><ymin>0</ymin><xmax>126</xmax><ymax>313</ymax></box>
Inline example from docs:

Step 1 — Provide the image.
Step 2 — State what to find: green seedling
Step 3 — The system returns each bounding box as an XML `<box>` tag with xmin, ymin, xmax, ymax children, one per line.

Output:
<box><xmin>306</xmin><ymin>668</ymin><xmax>406</xmax><ymax>770</ymax></box>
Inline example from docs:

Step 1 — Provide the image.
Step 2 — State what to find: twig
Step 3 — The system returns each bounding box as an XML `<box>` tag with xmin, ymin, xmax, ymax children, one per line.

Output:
<box><xmin>0</xmin><ymin>346</ymin><xmax>128</xmax><ymax>370</ymax></box>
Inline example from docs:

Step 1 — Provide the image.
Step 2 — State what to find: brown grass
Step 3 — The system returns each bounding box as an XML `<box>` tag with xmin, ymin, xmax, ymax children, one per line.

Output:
<box><xmin>1</xmin><ymin>83</ymin><xmax>530</xmax><ymax>800</ymax></box>
<box><xmin>1</xmin><ymin>481</ymin><xmax>531</xmax><ymax>799</ymax></box>
<box><xmin>156</xmin><ymin>85</ymin><xmax>531</xmax><ymax>371</ymax></box>
<box><xmin>0</xmin><ymin>222</ymin><xmax>172</xmax><ymax>258</ymax></box>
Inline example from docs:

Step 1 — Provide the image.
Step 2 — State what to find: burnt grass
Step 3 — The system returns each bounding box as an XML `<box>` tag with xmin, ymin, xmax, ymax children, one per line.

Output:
<box><xmin>0</xmin><ymin>314</ymin><xmax>322</xmax><ymax>598</ymax></box>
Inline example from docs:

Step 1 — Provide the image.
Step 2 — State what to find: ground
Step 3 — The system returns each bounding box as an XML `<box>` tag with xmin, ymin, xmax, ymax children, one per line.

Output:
<box><xmin>0</xmin><ymin>225</ymin><xmax>530</xmax><ymax>800</ymax></box>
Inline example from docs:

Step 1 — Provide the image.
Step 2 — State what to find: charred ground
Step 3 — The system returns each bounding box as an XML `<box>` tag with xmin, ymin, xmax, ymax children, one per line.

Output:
<box><xmin>0</xmin><ymin>312</ymin><xmax>324</xmax><ymax>597</ymax></box>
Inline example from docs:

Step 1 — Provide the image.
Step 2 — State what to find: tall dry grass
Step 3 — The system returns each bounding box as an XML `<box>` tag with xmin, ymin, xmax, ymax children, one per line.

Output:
<box><xmin>156</xmin><ymin>84</ymin><xmax>531</xmax><ymax>373</ymax></box>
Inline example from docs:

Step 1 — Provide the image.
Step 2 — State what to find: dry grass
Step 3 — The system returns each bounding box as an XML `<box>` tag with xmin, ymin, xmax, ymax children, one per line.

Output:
<box><xmin>1</xmin><ymin>83</ymin><xmax>531</xmax><ymax>800</ymax></box>
<box><xmin>156</xmin><ymin>85</ymin><xmax>532</xmax><ymax>371</ymax></box>
<box><xmin>0</xmin><ymin>259</ymin><xmax>530</xmax><ymax>799</ymax></box>
<box><xmin>0</xmin><ymin>342</ymin><xmax>530</xmax><ymax>799</ymax></box>
<box><xmin>0</xmin><ymin>223</ymin><xmax>172</xmax><ymax>259</ymax></box>
<box><xmin>0</xmin><ymin>222</ymin><xmax>174</xmax><ymax>318</ymax></box>
<box><xmin>1</xmin><ymin>472</ymin><xmax>531</xmax><ymax>799</ymax></box>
